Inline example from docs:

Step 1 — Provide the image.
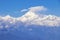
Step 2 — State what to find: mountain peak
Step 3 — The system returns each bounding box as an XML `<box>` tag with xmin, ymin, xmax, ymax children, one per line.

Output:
<box><xmin>18</xmin><ymin>12</ymin><xmax>39</xmax><ymax>22</ymax></box>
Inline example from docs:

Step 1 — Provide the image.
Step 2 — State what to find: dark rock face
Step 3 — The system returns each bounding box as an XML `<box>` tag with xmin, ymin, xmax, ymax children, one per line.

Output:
<box><xmin>0</xmin><ymin>25</ymin><xmax>60</xmax><ymax>40</ymax></box>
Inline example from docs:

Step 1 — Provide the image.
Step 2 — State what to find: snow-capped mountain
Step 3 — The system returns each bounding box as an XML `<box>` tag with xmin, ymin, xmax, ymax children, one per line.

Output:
<box><xmin>0</xmin><ymin>11</ymin><xmax>60</xmax><ymax>30</ymax></box>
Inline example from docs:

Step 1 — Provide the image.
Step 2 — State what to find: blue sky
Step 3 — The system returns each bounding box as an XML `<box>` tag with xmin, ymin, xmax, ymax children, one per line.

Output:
<box><xmin>0</xmin><ymin>0</ymin><xmax>60</xmax><ymax>17</ymax></box>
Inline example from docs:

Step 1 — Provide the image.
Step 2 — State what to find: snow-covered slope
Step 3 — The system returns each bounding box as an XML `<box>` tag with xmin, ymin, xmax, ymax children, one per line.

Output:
<box><xmin>17</xmin><ymin>11</ymin><xmax>60</xmax><ymax>26</ymax></box>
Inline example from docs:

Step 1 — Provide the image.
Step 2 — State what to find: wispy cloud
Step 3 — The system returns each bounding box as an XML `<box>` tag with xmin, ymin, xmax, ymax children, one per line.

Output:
<box><xmin>21</xmin><ymin>9</ymin><xmax>28</xmax><ymax>12</ymax></box>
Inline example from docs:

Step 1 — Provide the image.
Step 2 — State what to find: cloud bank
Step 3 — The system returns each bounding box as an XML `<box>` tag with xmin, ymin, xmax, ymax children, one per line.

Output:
<box><xmin>0</xmin><ymin>6</ymin><xmax>60</xmax><ymax>30</ymax></box>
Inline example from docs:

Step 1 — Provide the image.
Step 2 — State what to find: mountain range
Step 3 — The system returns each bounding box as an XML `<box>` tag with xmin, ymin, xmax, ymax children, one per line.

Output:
<box><xmin>0</xmin><ymin>12</ymin><xmax>60</xmax><ymax>40</ymax></box>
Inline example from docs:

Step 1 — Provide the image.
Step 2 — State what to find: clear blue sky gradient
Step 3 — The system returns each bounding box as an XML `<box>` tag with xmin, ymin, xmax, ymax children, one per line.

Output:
<box><xmin>0</xmin><ymin>0</ymin><xmax>60</xmax><ymax>17</ymax></box>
